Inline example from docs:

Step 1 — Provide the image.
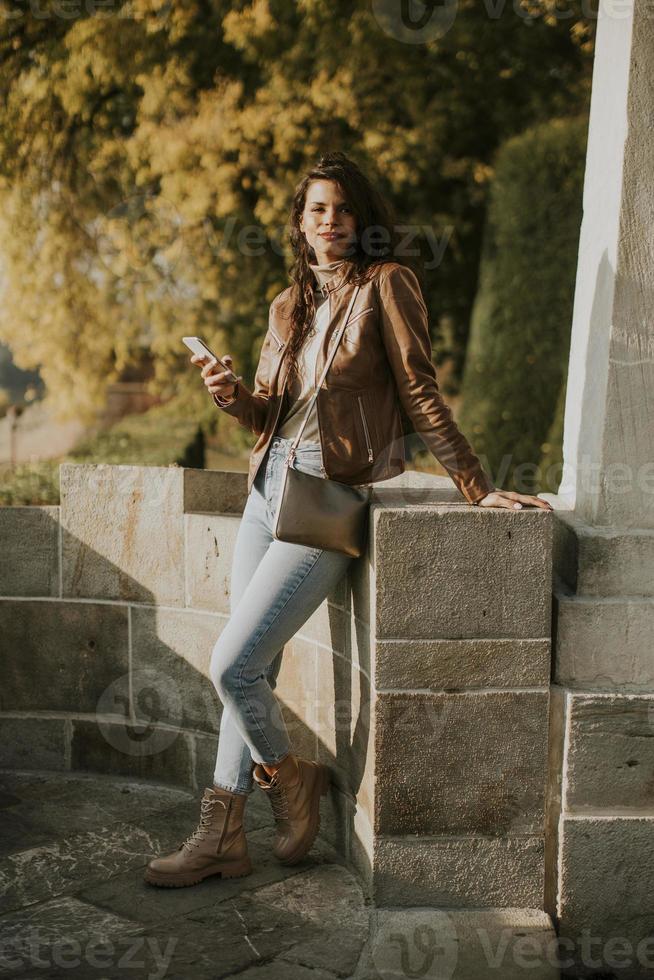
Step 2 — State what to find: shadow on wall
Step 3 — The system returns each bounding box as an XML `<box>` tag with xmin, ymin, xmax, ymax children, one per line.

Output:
<box><xmin>0</xmin><ymin>463</ymin><xmax>373</xmax><ymax>884</ymax></box>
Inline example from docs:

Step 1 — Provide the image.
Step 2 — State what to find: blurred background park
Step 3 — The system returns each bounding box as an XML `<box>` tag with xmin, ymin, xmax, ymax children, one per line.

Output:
<box><xmin>0</xmin><ymin>0</ymin><xmax>596</xmax><ymax>505</ymax></box>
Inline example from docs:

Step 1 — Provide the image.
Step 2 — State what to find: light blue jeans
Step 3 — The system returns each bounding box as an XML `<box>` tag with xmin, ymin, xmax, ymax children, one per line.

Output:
<box><xmin>209</xmin><ymin>435</ymin><xmax>356</xmax><ymax>795</ymax></box>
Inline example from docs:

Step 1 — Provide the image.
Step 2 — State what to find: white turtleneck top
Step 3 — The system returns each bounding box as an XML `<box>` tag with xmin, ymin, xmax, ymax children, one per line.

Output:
<box><xmin>275</xmin><ymin>258</ymin><xmax>344</xmax><ymax>446</ymax></box>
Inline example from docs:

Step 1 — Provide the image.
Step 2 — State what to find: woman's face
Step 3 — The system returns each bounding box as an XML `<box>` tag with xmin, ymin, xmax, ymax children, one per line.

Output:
<box><xmin>299</xmin><ymin>180</ymin><xmax>357</xmax><ymax>263</ymax></box>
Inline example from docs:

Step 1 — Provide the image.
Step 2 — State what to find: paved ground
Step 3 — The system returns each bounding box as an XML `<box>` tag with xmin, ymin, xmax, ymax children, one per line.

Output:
<box><xmin>0</xmin><ymin>770</ymin><xmax>372</xmax><ymax>979</ymax></box>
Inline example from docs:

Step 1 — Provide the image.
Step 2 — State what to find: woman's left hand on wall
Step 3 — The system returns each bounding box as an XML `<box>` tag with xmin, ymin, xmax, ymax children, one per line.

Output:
<box><xmin>475</xmin><ymin>490</ymin><xmax>553</xmax><ymax>511</ymax></box>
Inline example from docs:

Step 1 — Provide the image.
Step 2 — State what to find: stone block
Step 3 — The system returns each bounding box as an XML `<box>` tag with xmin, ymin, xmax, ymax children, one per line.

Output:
<box><xmin>60</xmin><ymin>463</ymin><xmax>185</xmax><ymax>604</ymax></box>
<box><xmin>580</xmin><ymin>528</ymin><xmax>654</xmax><ymax>596</ymax></box>
<box><xmin>350</xmin><ymin>608</ymin><xmax>372</xmax><ymax>679</ymax></box>
<box><xmin>0</xmin><ymin>599</ymin><xmax>128</xmax><ymax>714</ymax></box>
<box><xmin>330</xmin><ymin>561</ymin><xmax>351</xmax><ymax>609</ymax></box>
<box><xmin>255</xmin><ymin>864</ymin><xmax>369</xmax><ymax>979</ymax></box>
<box><xmin>296</xmin><ymin>600</ymin><xmax>349</xmax><ymax>659</ymax></box>
<box><xmin>360</xmin><ymin>907</ymin><xmax>559</xmax><ymax>980</ymax></box>
<box><xmin>349</xmin><ymin>546</ymin><xmax>373</xmax><ymax>629</ymax></box>
<box><xmin>315</xmin><ymin>647</ymin><xmax>374</xmax><ymax>817</ymax></box>
<box><xmin>0</xmin><ymin>716</ymin><xmax>68</xmax><ymax>771</ymax></box>
<box><xmin>375</xmin><ymin>638</ymin><xmax>551</xmax><ymax>691</ymax></box>
<box><xmin>553</xmin><ymin>511</ymin><xmax>654</xmax><ymax>597</ymax></box>
<box><xmin>185</xmin><ymin>513</ymin><xmax>241</xmax><ymax>613</ymax></box>
<box><xmin>0</xmin><ymin>824</ymin><xmax>162</xmax><ymax>911</ymax></box>
<box><xmin>544</xmin><ymin>685</ymin><xmax>566</xmax><ymax>917</ymax></box>
<box><xmin>0</xmin><ymin>506</ymin><xmax>59</xmax><ymax>597</ymax></box>
<box><xmin>565</xmin><ymin>694</ymin><xmax>654</xmax><ymax>809</ymax></box>
<box><xmin>348</xmin><ymin>807</ymin><xmax>375</xmax><ymax>904</ymax></box>
<box><xmin>279</xmin><ymin>702</ymin><xmax>317</xmax><ymax>761</ymax></box>
<box><xmin>555</xmin><ymin>594</ymin><xmax>654</xmax><ymax>690</ymax></box>
<box><xmin>142</xmin><ymin>886</ymin><xmax>337</xmax><ymax>980</ymax></box>
<box><xmin>0</xmin><ymin>896</ymin><xmax>145</xmax><ymax>974</ymax></box>
<box><xmin>183</xmin><ymin>467</ymin><xmax>248</xmax><ymax>515</ymax></box>
<box><xmin>375</xmin><ymin>691</ymin><xmax>549</xmax><ymax>835</ymax></box>
<box><xmin>552</xmin><ymin>510</ymin><xmax>582</xmax><ymax>593</ymax></box>
<box><xmin>277</xmin><ymin>636</ymin><xmax>318</xmax><ymax>713</ymax></box>
<box><xmin>130</xmin><ymin>605</ymin><xmax>224</xmax><ymax>734</ymax></box>
<box><xmin>70</xmin><ymin>718</ymin><xmax>193</xmax><ymax>788</ymax></box>
<box><xmin>373</xmin><ymin>835</ymin><xmax>544</xmax><ymax>908</ymax></box>
<box><xmin>192</xmin><ymin>731</ymin><xmax>221</xmax><ymax>790</ymax></box>
<box><xmin>370</xmin><ymin>472</ymin><xmax>460</xmax><ymax>505</ymax></box>
<box><xmin>276</xmin><ymin>636</ymin><xmax>319</xmax><ymax>760</ymax></box>
<box><xmin>558</xmin><ymin>817</ymin><xmax>654</xmax><ymax>980</ymax></box>
<box><xmin>319</xmin><ymin>780</ymin><xmax>355</xmax><ymax>855</ymax></box>
<box><xmin>350</xmin><ymin>804</ymin><xmax>374</xmax><ymax>900</ymax></box>
<box><xmin>374</xmin><ymin>507</ymin><xmax>553</xmax><ymax>639</ymax></box>
<box><xmin>0</xmin><ymin>770</ymin><xmax>195</xmax><ymax>833</ymax></box>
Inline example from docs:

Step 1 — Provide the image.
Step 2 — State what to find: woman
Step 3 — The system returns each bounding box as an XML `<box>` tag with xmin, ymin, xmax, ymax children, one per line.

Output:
<box><xmin>144</xmin><ymin>152</ymin><xmax>552</xmax><ymax>888</ymax></box>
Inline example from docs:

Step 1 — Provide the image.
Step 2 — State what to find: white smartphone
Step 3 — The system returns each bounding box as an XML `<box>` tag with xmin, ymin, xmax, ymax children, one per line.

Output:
<box><xmin>182</xmin><ymin>336</ymin><xmax>240</xmax><ymax>383</ymax></box>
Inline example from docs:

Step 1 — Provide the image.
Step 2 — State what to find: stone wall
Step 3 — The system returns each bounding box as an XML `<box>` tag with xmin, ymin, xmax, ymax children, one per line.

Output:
<box><xmin>0</xmin><ymin>462</ymin><xmax>554</xmax><ymax>914</ymax></box>
<box><xmin>0</xmin><ymin>462</ymin><xmax>370</xmax><ymax>867</ymax></box>
<box><xmin>548</xmin><ymin>510</ymin><xmax>654</xmax><ymax>979</ymax></box>
<box><xmin>365</xmin><ymin>495</ymin><xmax>553</xmax><ymax>908</ymax></box>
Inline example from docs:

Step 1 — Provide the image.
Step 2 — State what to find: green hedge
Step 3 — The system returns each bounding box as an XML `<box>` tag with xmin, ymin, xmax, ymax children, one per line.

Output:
<box><xmin>458</xmin><ymin>115</ymin><xmax>588</xmax><ymax>494</ymax></box>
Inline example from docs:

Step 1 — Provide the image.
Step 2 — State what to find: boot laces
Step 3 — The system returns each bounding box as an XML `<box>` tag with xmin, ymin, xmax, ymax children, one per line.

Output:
<box><xmin>267</xmin><ymin>780</ymin><xmax>290</xmax><ymax>821</ymax></box>
<box><xmin>182</xmin><ymin>795</ymin><xmax>227</xmax><ymax>851</ymax></box>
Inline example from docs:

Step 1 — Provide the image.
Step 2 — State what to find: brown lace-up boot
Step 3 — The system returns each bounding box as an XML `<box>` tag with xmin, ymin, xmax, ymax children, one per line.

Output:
<box><xmin>252</xmin><ymin>752</ymin><xmax>330</xmax><ymax>865</ymax></box>
<box><xmin>143</xmin><ymin>785</ymin><xmax>252</xmax><ymax>887</ymax></box>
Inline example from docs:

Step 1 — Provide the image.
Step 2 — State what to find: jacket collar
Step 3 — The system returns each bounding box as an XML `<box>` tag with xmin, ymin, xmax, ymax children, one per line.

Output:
<box><xmin>273</xmin><ymin>261</ymin><xmax>356</xmax><ymax>321</ymax></box>
<box><xmin>309</xmin><ymin>258</ymin><xmax>346</xmax><ymax>294</ymax></box>
<box><xmin>319</xmin><ymin>259</ymin><xmax>354</xmax><ymax>294</ymax></box>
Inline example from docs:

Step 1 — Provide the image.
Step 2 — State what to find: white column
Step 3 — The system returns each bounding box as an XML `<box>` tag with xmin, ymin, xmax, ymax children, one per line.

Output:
<box><xmin>561</xmin><ymin>0</ymin><xmax>654</xmax><ymax>529</ymax></box>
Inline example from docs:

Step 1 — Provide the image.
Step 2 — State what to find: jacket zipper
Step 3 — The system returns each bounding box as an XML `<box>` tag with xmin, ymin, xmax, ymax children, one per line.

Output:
<box><xmin>269</xmin><ymin>326</ymin><xmax>285</xmax><ymax>350</ymax></box>
<box><xmin>357</xmin><ymin>395</ymin><xmax>374</xmax><ymax>462</ymax></box>
<box><xmin>347</xmin><ymin>305</ymin><xmax>374</xmax><ymax>326</ymax></box>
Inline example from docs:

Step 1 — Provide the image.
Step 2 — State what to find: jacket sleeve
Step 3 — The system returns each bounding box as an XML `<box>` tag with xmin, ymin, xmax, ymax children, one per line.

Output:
<box><xmin>213</xmin><ymin>326</ymin><xmax>274</xmax><ymax>437</ymax></box>
<box><xmin>377</xmin><ymin>263</ymin><xmax>495</xmax><ymax>505</ymax></box>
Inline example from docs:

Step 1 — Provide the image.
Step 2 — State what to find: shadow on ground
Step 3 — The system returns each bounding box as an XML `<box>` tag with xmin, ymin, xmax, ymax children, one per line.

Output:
<box><xmin>0</xmin><ymin>770</ymin><xmax>372</xmax><ymax>979</ymax></box>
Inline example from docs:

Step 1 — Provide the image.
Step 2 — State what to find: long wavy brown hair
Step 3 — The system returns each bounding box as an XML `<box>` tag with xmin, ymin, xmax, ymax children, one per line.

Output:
<box><xmin>284</xmin><ymin>151</ymin><xmax>423</xmax><ymax>385</ymax></box>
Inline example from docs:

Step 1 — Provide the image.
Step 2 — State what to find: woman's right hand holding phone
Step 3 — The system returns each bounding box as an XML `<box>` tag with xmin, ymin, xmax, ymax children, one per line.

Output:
<box><xmin>190</xmin><ymin>353</ymin><xmax>241</xmax><ymax>403</ymax></box>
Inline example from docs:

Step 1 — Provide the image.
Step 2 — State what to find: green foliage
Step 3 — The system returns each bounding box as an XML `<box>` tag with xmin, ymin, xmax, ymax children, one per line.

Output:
<box><xmin>458</xmin><ymin>114</ymin><xmax>588</xmax><ymax>493</ymax></box>
<box><xmin>0</xmin><ymin>392</ymin><xmax>220</xmax><ymax>504</ymax></box>
<box><xmin>0</xmin><ymin>0</ymin><xmax>594</xmax><ymax>425</ymax></box>
<box><xmin>0</xmin><ymin>460</ymin><xmax>62</xmax><ymax>506</ymax></box>
<box><xmin>68</xmin><ymin>397</ymin><xmax>204</xmax><ymax>467</ymax></box>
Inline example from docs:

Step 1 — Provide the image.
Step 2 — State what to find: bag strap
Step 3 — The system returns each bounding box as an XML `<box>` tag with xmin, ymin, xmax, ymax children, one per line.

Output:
<box><xmin>286</xmin><ymin>284</ymin><xmax>361</xmax><ymax>459</ymax></box>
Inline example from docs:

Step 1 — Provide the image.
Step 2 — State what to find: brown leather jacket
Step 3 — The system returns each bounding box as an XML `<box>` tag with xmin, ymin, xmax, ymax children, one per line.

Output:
<box><xmin>214</xmin><ymin>260</ymin><xmax>495</xmax><ymax>505</ymax></box>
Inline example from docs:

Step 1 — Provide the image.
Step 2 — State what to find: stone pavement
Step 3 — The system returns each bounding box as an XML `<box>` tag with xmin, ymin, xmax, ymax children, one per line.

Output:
<box><xmin>0</xmin><ymin>771</ymin><xmax>370</xmax><ymax>979</ymax></box>
<box><xmin>0</xmin><ymin>771</ymin><xmax>565</xmax><ymax>980</ymax></box>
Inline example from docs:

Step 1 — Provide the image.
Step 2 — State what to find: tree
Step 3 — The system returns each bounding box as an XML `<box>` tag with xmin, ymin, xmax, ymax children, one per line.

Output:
<box><xmin>0</xmin><ymin>0</ymin><xmax>594</xmax><ymax>423</ymax></box>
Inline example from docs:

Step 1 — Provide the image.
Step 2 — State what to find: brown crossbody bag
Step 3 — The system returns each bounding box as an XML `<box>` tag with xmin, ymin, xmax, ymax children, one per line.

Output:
<box><xmin>272</xmin><ymin>285</ymin><xmax>371</xmax><ymax>557</ymax></box>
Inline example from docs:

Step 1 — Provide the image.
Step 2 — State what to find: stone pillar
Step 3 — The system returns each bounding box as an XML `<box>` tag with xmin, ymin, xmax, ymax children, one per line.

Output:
<box><xmin>560</xmin><ymin>0</ymin><xmax>654</xmax><ymax>530</ymax></box>
<box><xmin>315</xmin><ymin>481</ymin><xmax>553</xmax><ymax>910</ymax></box>
<box><xmin>550</xmin><ymin>2</ymin><xmax>654</xmax><ymax>976</ymax></box>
